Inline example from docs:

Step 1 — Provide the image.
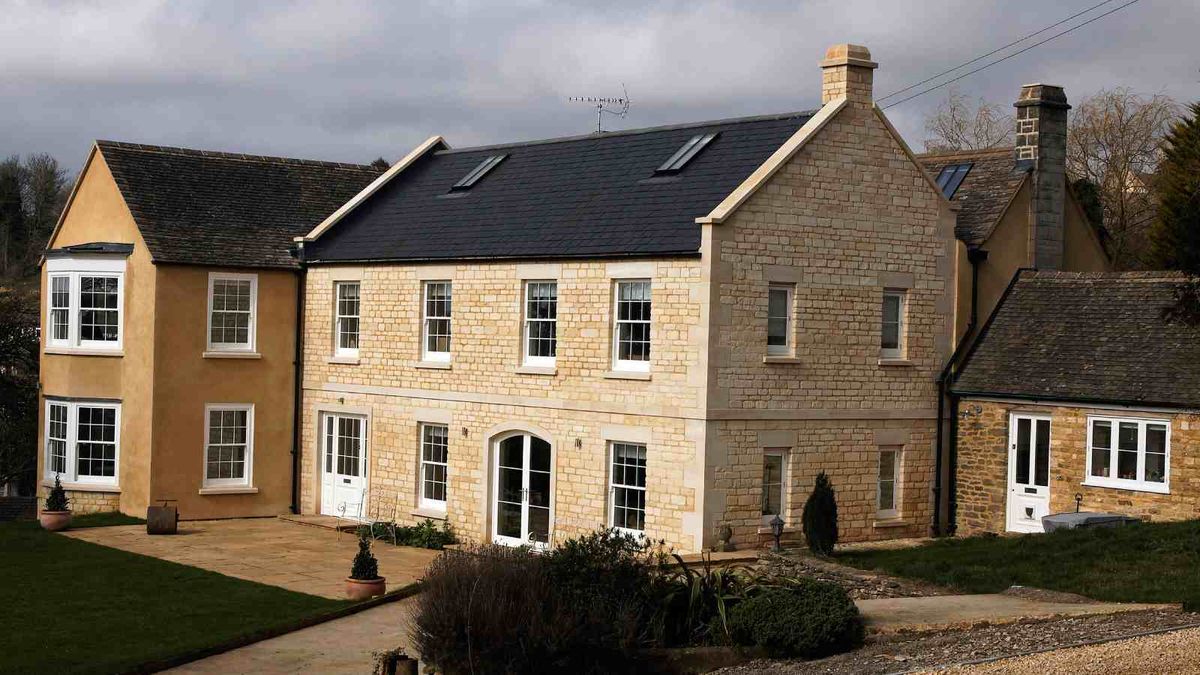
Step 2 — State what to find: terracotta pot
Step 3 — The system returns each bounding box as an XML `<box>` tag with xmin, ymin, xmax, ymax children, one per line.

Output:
<box><xmin>346</xmin><ymin>577</ymin><xmax>386</xmax><ymax>600</ymax></box>
<box><xmin>39</xmin><ymin>510</ymin><xmax>72</xmax><ymax>532</ymax></box>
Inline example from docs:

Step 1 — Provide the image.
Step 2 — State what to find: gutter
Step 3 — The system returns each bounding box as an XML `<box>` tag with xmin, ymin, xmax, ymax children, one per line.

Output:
<box><xmin>288</xmin><ymin>243</ymin><xmax>306</xmax><ymax>514</ymax></box>
<box><xmin>932</xmin><ymin>246</ymin><xmax>987</xmax><ymax>537</ymax></box>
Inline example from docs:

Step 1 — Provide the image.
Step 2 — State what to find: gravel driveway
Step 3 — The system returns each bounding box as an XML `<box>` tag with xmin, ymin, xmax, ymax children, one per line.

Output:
<box><xmin>935</xmin><ymin>624</ymin><xmax>1200</xmax><ymax>674</ymax></box>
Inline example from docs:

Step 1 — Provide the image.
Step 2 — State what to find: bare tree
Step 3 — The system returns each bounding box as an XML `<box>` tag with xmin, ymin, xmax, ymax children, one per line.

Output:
<box><xmin>923</xmin><ymin>87</ymin><xmax>1014</xmax><ymax>153</ymax></box>
<box><xmin>1067</xmin><ymin>88</ymin><xmax>1179</xmax><ymax>269</ymax></box>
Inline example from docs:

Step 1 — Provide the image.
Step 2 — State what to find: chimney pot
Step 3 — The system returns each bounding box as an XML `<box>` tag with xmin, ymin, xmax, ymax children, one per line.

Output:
<box><xmin>820</xmin><ymin>43</ymin><xmax>877</xmax><ymax>105</ymax></box>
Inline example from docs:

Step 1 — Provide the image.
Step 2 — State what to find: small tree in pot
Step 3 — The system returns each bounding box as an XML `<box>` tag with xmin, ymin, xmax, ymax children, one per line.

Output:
<box><xmin>39</xmin><ymin>474</ymin><xmax>72</xmax><ymax>531</ymax></box>
<box><xmin>802</xmin><ymin>472</ymin><xmax>838</xmax><ymax>555</ymax></box>
<box><xmin>346</xmin><ymin>528</ymin><xmax>386</xmax><ymax>600</ymax></box>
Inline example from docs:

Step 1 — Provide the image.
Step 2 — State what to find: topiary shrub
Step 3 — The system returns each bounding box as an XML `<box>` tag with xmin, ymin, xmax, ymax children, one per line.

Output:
<box><xmin>350</xmin><ymin>529</ymin><xmax>380</xmax><ymax>580</ymax></box>
<box><xmin>726</xmin><ymin>581</ymin><xmax>864</xmax><ymax>658</ymax></box>
<box><xmin>802</xmin><ymin>472</ymin><xmax>838</xmax><ymax>555</ymax></box>
<box><xmin>44</xmin><ymin>474</ymin><xmax>69</xmax><ymax>512</ymax></box>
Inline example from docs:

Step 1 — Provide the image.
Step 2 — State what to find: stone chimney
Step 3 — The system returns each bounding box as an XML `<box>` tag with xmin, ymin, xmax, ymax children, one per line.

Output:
<box><xmin>1014</xmin><ymin>83</ymin><xmax>1071</xmax><ymax>270</ymax></box>
<box><xmin>820</xmin><ymin>44</ymin><xmax>877</xmax><ymax>105</ymax></box>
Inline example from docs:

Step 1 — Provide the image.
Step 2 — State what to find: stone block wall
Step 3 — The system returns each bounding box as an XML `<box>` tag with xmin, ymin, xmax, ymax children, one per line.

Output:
<box><xmin>955</xmin><ymin>398</ymin><xmax>1200</xmax><ymax>535</ymax></box>
<box><xmin>37</xmin><ymin>486</ymin><xmax>120</xmax><ymax>514</ymax></box>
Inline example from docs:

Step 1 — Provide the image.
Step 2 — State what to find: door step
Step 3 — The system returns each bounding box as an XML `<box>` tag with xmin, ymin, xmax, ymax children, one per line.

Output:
<box><xmin>278</xmin><ymin>513</ymin><xmax>362</xmax><ymax>532</ymax></box>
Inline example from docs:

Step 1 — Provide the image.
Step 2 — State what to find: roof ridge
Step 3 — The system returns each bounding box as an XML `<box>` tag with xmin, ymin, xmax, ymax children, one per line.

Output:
<box><xmin>438</xmin><ymin>109</ymin><xmax>819</xmax><ymax>155</ymax></box>
<box><xmin>1022</xmin><ymin>269</ymin><xmax>1190</xmax><ymax>281</ymax></box>
<box><xmin>917</xmin><ymin>146</ymin><xmax>1014</xmax><ymax>160</ymax></box>
<box><xmin>95</xmin><ymin>139</ymin><xmax>379</xmax><ymax>172</ymax></box>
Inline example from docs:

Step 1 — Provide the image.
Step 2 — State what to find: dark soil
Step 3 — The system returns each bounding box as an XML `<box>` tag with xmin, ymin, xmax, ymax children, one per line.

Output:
<box><xmin>756</xmin><ymin>551</ymin><xmax>950</xmax><ymax>599</ymax></box>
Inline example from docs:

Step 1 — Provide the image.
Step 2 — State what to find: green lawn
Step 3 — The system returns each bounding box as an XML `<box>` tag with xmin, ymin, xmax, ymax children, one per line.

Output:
<box><xmin>838</xmin><ymin>520</ymin><xmax>1200</xmax><ymax>605</ymax></box>
<box><xmin>70</xmin><ymin>511</ymin><xmax>145</xmax><ymax>529</ymax></box>
<box><xmin>0</xmin><ymin>521</ymin><xmax>349</xmax><ymax>675</ymax></box>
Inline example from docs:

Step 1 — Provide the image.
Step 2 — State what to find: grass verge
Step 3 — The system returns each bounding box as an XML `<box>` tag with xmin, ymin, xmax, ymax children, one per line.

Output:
<box><xmin>70</xmin><ymin>511</ymin><xmax>146</xmax><ymax>529</ymax></box>
<box><xmin>838</xmin><ymin>519</ymin><xmax>1200</xmax><ymax>604</ymax></box>
<box><xmin>0</xmin><ymin>520</ymin><xmax>348</xmax><ymax>674</ymax></box>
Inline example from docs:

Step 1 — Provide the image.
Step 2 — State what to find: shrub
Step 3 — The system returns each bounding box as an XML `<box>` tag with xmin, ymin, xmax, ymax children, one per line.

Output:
<box><xmin>802</xmin><ymin>472</ymin><xmax>838</xmax><ymax>555</ymax></box>
<box><xmin>651</xmin><ymin>554</ymin><xmax>758</xmax><ymax>647</ymax></box>
<box><xmin>44</xmin><ymin>474</ymin><xmax>69</xmax><ymax>512</ymax></box>
<box><xmin>412</xmin><ymin>544</ymin><xmax>642</xmax><ymax>674</ymax></box>
<box><xmin>372</xmin><ymin>519</ymin><xmax>457</xmax><ymax>550</ymax></box>
<box><xmin>350</xmin><ymin>529</ymin><xmax>380</xmax><ymax>580</ymax></box>
<box><xmin>726</xmin><ymin>581</ymin><xmax>864</xmax><ymax>658</ymax></box>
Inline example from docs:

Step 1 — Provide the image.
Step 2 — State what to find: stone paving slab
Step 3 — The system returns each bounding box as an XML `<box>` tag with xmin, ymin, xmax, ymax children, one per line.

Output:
<box><xmin>857</xmin><ymin>594</ymin><xmax>1175</xmax><ymax>634</ymax></box>
<box><xmin>63</xmin><ymin>517</ymin><xmax>439</xmax><ymax>599</ymax></box>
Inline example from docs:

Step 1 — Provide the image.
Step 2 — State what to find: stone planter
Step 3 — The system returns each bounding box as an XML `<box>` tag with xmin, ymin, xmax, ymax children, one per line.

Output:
<box><xmin>345</xmin><ymin>576</ymin><xmax>386</xmax><ymax>600</ymax></box>
<box><xmin>39</xmin><ymin>510</ymin><xmax>72</xmax><ymax>532</ymax></box>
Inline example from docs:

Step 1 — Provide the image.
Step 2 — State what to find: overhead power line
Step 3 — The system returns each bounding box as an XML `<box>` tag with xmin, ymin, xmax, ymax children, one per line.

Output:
<box><xmin>876</xmin><ymin>0</ymin><xmax>1117</xmax><ymax>104</ymax></box>
<box><xmin>880</xmin><ymin>0</ymin><xmax>1142</xmax><ymax>110</ymax></box>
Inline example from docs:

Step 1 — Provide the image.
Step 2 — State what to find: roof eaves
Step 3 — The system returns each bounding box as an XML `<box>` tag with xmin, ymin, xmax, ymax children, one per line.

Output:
<box><xmin>696</xmin><ymin>98</ymin><xmax>847</xmax><ymax>225</ymax></box>
<box><xmin>299</xmin><ymin>135</ymin><xmax>447</xmax><ymax>243</ymax></box>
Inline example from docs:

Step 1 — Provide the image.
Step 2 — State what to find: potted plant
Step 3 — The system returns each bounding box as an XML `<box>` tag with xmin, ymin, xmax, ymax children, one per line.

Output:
<box><xmin>346</xmin><ymin>529</ymin><xmax>386</xmax><ymax>600</ymax></box>
<box><xmin>40</xmin><ymin>474</ymin><xmax>72</xmax><ymax>531</ymax></box>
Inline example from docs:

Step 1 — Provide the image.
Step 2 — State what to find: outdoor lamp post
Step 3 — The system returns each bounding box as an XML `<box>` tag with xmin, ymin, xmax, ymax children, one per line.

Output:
<box><xmin>769</xmin><ymin>514</ymin><xmax>785</xmax><ymax>552</ymax></box>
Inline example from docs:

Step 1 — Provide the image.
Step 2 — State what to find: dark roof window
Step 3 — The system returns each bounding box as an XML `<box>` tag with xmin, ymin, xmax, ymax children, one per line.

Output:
<box><xmin>935</xmin><ymin>162</ymin><xmax>973</xmax><ymax>198</ymax></box>
<box><xmin>452</xmin><ymin>154</ymin><xmax>507</xmax><ymax>191</ymax></box>
<box><xmin>656</xmin><ymin>133</ymin><xmax>718</xmax><ymax>174</ymax></box>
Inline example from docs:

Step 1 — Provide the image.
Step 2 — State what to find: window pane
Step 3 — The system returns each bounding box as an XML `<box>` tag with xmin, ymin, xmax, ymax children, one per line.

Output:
<box><xmin>1146</xmin><ymin>425</ymin><xmax>1167</xmax><ymax>483</ymax></box>
<box><xmin>1015</xmin><ymin>418</ymin><xmax>1030</xmax><ymax>485</ymax></box>
<box><xmin>1117</xmin><ymin>422</ymin><xmax>1138</xmax><ymax>480</ymax></box>
<box><xmin>76</xmin><ymin>406</ymin><xmax>116</xmax><ymax>478</ymax></box>
<box><xmin>79</xmin><ymin>276</ymin><xmax>119</xmax><ymax>342</ymax></box>
<box><xmin>1034</xmin><ymin>419</ymin><xmax>1050</xmax><ymax>487</ymax></box>
<box><xmin>761</xmin><ymin>454</ymin><xmax>783</xmax><ymax>516</ymax></box>
<box><xmin>1090</xmin><ymin>421</ymin><xmax>1111</xmax><ymax>478</ymax></box>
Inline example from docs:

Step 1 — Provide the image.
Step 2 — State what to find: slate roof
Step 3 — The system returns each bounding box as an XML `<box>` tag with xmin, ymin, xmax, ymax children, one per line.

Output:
<box><xmin>952</xmin><ymin>270</ymin><xmax>1200</xmax><ymax>408</ymax></box>
<box><xmin>95</xmin><ymin>141</ymin><xmax>383</xmax><ymax>269</ymax></box>
<box><xmin>918</xmin><ymin>147</ymin><xmax>1027</xmax><ymax>246</ymax></box>
<box><xmin>304</xmin><ymin>111</ymin><xmax>816</xmax><ymax>264</ymax></box>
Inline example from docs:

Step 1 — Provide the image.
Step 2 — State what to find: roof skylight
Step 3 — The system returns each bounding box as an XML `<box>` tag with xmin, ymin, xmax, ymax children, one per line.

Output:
<box><xmin>451</xmin><ymin>154</ymin><xmax>507</xmax><ymax>191</ymax></box>
<box><xmin>935</xmin><ymin>163</ymin><xmax>972</xmax><ymax>198</ymax></box>
<box><xmin>656</xmin><ymin>133</ymin><xmax>718</xmax><ymax>174</ymax></box>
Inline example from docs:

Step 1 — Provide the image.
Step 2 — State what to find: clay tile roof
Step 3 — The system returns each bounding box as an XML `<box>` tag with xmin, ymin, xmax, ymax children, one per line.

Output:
<box><xmin>918</xmin><ymin>147</ymin><xmax>1027</xmax><ymax>246</ymax></box>
<box><xmin>95</xmin><ymin>140</ymin><xmax>384</xmax><ymax>269</ymax></box>
<box><xmin>952</xmin><ymin>270</ymin><xmax>1200</xmax><ymax>408</ymax></box>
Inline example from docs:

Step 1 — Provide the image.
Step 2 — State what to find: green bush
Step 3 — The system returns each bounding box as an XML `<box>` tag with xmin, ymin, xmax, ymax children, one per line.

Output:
<box><xmin>802</xmin><ymin>472</ymin><xmax>838</xmax><ymax>555</ymax></box>
<box><xmin>727</xmin><ymin>581</ymin><xmax>864</xmax><ymax>658</ymax></box>
<box><xmin>44</xmin><ymin>474</ymin><xmax>69</xmax><ymax>512</ymax></box>
<box><xmin>651</xmin><ymin>555</ymin><xmax>757</xmax><ymax>647</ymax></box>
<box><xmin>350</xmin><ymin>530</ymin><xmax>380</xmax><ymax>580</ymax></box>
<box><xmin>371</xmin><ymin>519</ymin><xmax>457</xmax><ymax>550</ymax></box>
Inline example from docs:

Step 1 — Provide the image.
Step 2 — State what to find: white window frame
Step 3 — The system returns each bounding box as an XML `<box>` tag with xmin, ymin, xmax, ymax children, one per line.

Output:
<box><xmin>206</xmin><ymin>272</ymin><xmax>258</xmax><ymax>353</ymax></box>
<box><xmin>422</xmin><ymin>281</ymin><xmax>452</xmax><ymax>363</ymax></box>
<box><xmin>608</xmin><ymin>441</ymin><xmax>648</xmax><ymax>535</ymax></box>
<box><xmin>877</xmin><ymin>446</ymin><xmax>901</xmax><ymax>518</ymax></box>
<box><xmin>202</xmin><ymin>404</ymin><xmax>254</xmax><ymax>489</ymax></box>
<box><xmin>767</xmin><ymin>284</ymin><xmax>793</xmax><ymax>356</ymax></box>
<box><xmin>522</xmin><ymin>280</ymin><xmax>558</xmax><ymax>367</ymax></box>
<box><xmin>419</xmin><ymin>423</ymin><xmax>449</xmax><ymax>512</ymax></box>
<box><xmin>612</xmin><ymin>280</ymin><xmax>652</xmax><ymax>373</ymax></box>
<box><xmin>45</xmin><ymin>256</ymin><xmax>126</xmax><ymax>353</ymax></box>
<box><xmin>42</xmin><ymin>399</ymin><xmax>121</xmax><ymax>487</ymax></box>
<box><xmin>334</xmin><ymin>281</ymin><xmax>361</xmax><ymax>358</ymax></box>
<box><xmin>881</xmin><ymin>289</ymin><xmax>907</xmax><ymax>359</ymax></box>
<box><xmin>1084</xmin><ymin>415</ymin><xmax>1170</xmax><ymax>494</ymax></box>
<box><xmin>761</xmin><ymin>449</ymin><xmax>788</xmax><ymax>526</ymax></box>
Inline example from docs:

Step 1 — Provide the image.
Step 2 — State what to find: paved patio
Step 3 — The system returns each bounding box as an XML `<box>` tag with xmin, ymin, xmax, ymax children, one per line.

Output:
<box><xmin>63</xmin><ymin>517</ymin><xmax>440</xmax><ymax>599</ymax></box>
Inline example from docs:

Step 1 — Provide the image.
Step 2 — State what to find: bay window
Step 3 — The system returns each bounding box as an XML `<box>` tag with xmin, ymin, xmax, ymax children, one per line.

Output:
<box><xmin>43</xmin><ymin>399</ymin><xmax>120</xmax><ymax>486</ymax></box>
<box><xmin>45</xmin><ymin>256</ymin><xmax>125</xmax><ymax>352</ymax></box>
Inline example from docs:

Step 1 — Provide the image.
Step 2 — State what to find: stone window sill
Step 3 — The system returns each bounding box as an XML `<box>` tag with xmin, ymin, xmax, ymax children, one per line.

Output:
<box><xmin>198</xmin><ymin>486</ymin><xmax>259</xmax><ymax>495</ymax></box>
<box><xmin>604</xmin><ymin>370</ymin><xmax>652</xmax><ymax>381</ymax></box>
<box><xmin>414</xmin><ymin>360</ymin><xmax>452</xmax><ymax>370</ymax></box>
<box><xmin>44</xmin><ymin>348</ymin><xmax>124</xmax><ymax>358</ymax></box>
<box><xmin>42</xmin><ymin>480</ymin><xmax>120</xmax><ymax>494</ymax></box>
<box><xmin>872</xmin><ymin>518</ymin><xmax>910</xmax><ymax>528</ymax></box>
<box><xmin>763</xmin><ymin>356</ymin><xmax>803</xmax><ymax>364</ymax></box>
<box><xmin>327</xmin><ymin>356</ymin><xmax>361</xmax><ymax>365</ymax></box>
<box><xmin>203</xmin><ymin>351</ymin><xmax>261</xmax><ymax>360</ymax></box>
<box><xmin>515</xmin><ymin>365</ymin><xmax>557</xmax><ymax>376</ymax></box>
<box><xmin>877</xmin><ymin>358</ymin><xmax>913</xmax><ymax>368</ymax></box>
<box><xmin>411</xmin><ymin>507</ymin><xmax>448</xmax><ymax>521</ymax></box>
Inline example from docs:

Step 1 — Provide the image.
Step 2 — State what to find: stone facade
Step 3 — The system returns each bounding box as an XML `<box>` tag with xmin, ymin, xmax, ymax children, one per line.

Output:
<box><xmin>1014</xmin><ymin>84</ymin><xmax>1070</xmax><ymax>270</ymax></box>
<box><xmin>37</xmin><ymin>486</ymin><xmax>120</xmax><ymax>514</ymax></box>
<box><xmin>955</xmin><ymin>398</ymin><xmax>1200</xmax><ymax>536</ymax></box>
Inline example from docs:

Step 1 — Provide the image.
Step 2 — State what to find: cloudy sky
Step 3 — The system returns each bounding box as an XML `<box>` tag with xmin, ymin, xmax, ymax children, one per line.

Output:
<box><xmin>2</xmin><ymin>0</ymin><xmax>1197</xmax><ymax>172</ymax></box>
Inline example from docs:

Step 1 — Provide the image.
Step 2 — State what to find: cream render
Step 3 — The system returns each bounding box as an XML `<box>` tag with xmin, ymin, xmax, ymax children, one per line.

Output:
<box><xmin>296</xmin><ymin>44</ymin><xmax>955</xmax><ymax>551</ymax></box>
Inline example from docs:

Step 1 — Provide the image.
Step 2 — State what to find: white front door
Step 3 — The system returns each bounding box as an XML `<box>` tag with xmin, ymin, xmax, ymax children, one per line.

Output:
<box><xmin>492</xmin><ymin>433</ymin><xmax>552</xmax><ymax>549</ymax></box>
<box><xmin>1006</xmin><ymin>414</ymin><xmax>1051</xmax><ymax>533</ymax></box>
<box><xmin>320</xmin><ymin>413</ymin><xmax>368</xmax><ymax>519</ymax></box>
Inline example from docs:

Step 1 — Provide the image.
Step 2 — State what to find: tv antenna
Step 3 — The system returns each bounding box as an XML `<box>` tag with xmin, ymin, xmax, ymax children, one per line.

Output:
<box><xmin>569</xmin><ymin>84</ymin><xmax>630</xmax><ymax>133</ymax></box>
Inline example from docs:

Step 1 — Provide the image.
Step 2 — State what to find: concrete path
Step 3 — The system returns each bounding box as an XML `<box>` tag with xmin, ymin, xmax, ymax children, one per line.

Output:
<box><xmin>64</xmin><ymin>517</ymin><xmax>438</xmax><ymax>599</ymax></box>
<box><xmin>167</xmin><ymin>596</ymin><xmax>420</xmax><ymax>674</ymax></box>
<box><xmin>857</xmin><ymin>594</ymin><xmax>1173</xmax><ymax>634</ymax></box>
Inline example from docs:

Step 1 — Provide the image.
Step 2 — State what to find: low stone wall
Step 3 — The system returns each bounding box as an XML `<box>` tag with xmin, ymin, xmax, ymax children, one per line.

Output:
<box><xmin>37</xmin><ymin>485</ymin><xmax>120</xmax><ymax>514</ymax></box>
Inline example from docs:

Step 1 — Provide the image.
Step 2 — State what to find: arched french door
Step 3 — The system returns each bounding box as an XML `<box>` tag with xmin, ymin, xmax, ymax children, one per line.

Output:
<box><xmin>492</xmin><ymin>432</ymin><xmax>552</xmax><ymax>548</ymax></box>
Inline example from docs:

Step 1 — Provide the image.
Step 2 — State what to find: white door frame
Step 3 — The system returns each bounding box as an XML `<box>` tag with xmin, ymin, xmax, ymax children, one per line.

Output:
<box><xmin>490</xmin><ymin>431</ymin><xmax>554</xmax><ymax>549</ymax></box>
<box><xmin>319</xmin><ymin>411</ymin><xmax>370</xmax><ymax>520</ymax></box>
<box><xmin>1005</xmin><ymin>413</ymin><xmax>1052</xmax><ymax>533</ymax></box>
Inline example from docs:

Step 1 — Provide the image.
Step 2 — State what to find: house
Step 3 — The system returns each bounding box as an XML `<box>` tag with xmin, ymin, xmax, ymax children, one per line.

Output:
<box><xmin>918</xmin><ymin>84</ymin><xmax>1109</xmax><ymax>345</ymax></box>
<box><xmin>37</xmin><ymin>142</ymin><xmax>381</xmax><ymax>519</ymax></box>
<box><xmin>950</xmin><ymin>271</ymin><xmax>1199</xmax><ymax>534</ymax></box>
<box><xmin>291</xmin><ymin>44</ymin><xmax>957</xmax><ymax>552</ymax></box>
